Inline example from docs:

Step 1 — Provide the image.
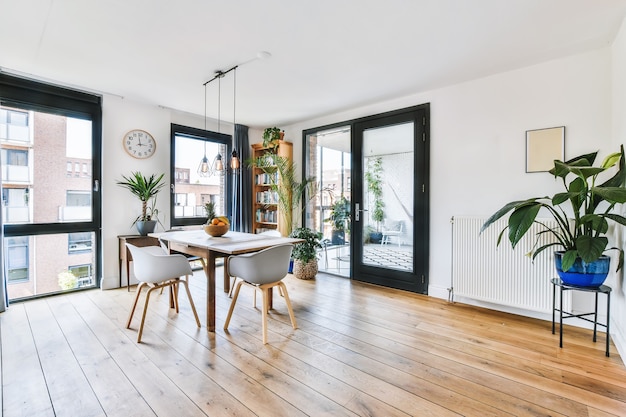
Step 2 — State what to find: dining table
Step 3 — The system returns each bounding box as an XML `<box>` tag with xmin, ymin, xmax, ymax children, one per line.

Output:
<box><xmin>150</xmin><ymin>229</ymin><xmax>302</xmax><ymax>332</ymax></box>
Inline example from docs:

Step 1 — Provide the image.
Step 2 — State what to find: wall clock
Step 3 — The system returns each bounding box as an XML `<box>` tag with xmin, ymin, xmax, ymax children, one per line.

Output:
<box><xmin>123</xmin><ymin>129</ymin><xmax>156</xmax><ymax>159</ymax></box>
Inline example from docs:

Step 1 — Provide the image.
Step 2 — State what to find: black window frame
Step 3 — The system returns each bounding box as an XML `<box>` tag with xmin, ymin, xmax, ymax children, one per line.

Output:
<box><xmin>0</xmin><ymin>72</ymin><xmax>102</xmax><ymax>297</ymax></box>
<box><xmin>170</xmin><ymin>123</ymin><xmax>232</xmax><ymax>228</ymax></box>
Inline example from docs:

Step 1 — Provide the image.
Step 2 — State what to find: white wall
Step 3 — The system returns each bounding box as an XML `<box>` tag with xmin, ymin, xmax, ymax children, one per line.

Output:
<box><xmin>611</xmin><ymin>17</ymin><xmax>626</xmax><ymax>360</ymax></box>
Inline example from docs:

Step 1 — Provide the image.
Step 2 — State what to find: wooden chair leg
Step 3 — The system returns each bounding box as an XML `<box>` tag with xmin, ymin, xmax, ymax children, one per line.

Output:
<box><xmin>261</xmin><ymin>287</ymin><xmax>269</xmax><ymax>344</ymax></box>
<box><xmin>126</xmin><ymin>282</ymin><xmax>146</xmax><ymax>329</ymax></box>
<box><xmin>224</xmin><ymin>280</ymin><xmax>244</xmax><ymax>330</ymax></box>
<box><xmin>278</xmin><ymin>281</ymin><xmax>297</xmax><ymax>329</ymax></box>
<box><xmin>179</xmin><ymin>278</ymin><xmax>201</xmax><ymax>327</ymax></box>
<box><xmin>137</xmin><ymin>286</ymin><xmax>159</xmax><ymax>343</ymax></box>
<box><xmin>172</xmin><ymin>279</ymin><xmax>180</xmax><ymax>313</ymax></box>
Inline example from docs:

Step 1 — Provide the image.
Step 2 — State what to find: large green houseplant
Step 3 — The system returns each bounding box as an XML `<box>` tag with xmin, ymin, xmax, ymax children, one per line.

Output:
<box><xmin>481</xmin><ymin>146</ymin><xmax>626</xmax><ymax>286</ymax></box>
<box><xmin>117</xmin><ymin>172</ymin><xmax>166</xmax><ymax>235</ymax></box>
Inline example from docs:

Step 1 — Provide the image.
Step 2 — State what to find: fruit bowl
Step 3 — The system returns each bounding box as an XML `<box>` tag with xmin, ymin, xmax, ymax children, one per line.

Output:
<box><xmin>203</xmin><ymin>224</ymin><xmax>229</xmax><ymax>237</ymax></box>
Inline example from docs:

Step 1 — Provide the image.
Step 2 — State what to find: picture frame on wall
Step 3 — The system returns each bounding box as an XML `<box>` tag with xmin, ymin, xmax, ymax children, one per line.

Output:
<box><xmin>526</xmin><ymin>126</ymin><xmax>565</xmax><ymax>173</ymax></box>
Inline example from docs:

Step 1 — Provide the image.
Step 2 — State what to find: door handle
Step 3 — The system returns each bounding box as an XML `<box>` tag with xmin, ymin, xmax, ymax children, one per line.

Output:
<box><xmin>355</xmin><ymin>203</ymin><xmax>367</xmax><ymax>221</ymax></box>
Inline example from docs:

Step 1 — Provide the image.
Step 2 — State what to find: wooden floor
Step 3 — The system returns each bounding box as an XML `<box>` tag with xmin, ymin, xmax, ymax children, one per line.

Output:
<box><xmin>2</xmin><ymin>269</ymin><xmax>626</xmax><ymax>417</ymax></box>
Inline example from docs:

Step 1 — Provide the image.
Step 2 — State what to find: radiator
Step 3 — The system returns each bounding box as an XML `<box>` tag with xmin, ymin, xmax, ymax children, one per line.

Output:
<box><xmin>451</xmin><ymin>216</ymin><xmax>568</xmax><ymax>313</ymax></box>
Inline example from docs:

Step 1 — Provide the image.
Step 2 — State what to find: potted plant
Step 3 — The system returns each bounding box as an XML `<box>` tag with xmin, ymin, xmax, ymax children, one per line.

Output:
<box><xmin>325</xmin><ymin>196</ymin><xmax>351</xmax><ymax>245</ymax></box>
<box><xmin>116</xmin><ymin>172</ymin><xmax>166</xmax><ymax>235</ymax></box>
<box><xmin>481</xmin><ymin>146</ymin><xmax>626</xmax><ymax>287</ymax></box>
<box><xmin>262</xmin><ymin>126</ymin><xmax>284</xmax><ymax>150</ymax></box>
<box><xmin>289</xmin><ymin>227</ymin><xmax>323</xmax><ymax>279</ymax></box>
<box><xmin>365</xmin><ymin>156</ymin><xmax>384</xmax><ymax>243</ymax></box>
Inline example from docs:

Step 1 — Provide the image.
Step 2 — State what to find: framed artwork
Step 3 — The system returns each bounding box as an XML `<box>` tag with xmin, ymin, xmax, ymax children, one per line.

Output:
<box><xmin>526</xmin><ymin>126</ymin><xmax>565</xmax><ymax>173</ymax></box>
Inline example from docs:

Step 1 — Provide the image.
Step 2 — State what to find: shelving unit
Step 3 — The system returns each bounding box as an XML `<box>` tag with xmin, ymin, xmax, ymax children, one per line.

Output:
<box><xmin>251</xmin><ymin>141</ymin><xmax>293</xmax><ymax>236</ymax></box>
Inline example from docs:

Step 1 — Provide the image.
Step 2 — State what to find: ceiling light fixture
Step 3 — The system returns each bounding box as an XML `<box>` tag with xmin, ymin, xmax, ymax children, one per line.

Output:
<box><xmin>199</xmin><ymin>51</ymin><xmax>269</xmax><ymax>177</ymax></box>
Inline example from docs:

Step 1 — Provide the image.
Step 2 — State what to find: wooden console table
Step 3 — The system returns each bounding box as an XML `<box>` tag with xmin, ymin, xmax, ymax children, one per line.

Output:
<box><xmin>118</xmin><ymin>235</ymin><xmax>160</xmax><ymax>290</ymax></box>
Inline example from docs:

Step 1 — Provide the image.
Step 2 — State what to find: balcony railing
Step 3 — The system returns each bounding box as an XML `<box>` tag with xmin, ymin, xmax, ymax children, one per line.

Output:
<box><xmin>58</xmin><ymin>206</ymin><xmax>91</xmax><ymax>221</ymax></box>
<box><xmin>2</xmin><ymin>206</ymin><xmax>30</xmax><ymax>223</ymax></box>
<box><xmin>1</xmin><ymin>165</ymin><xmax>30</xmax><ymax>183</ymax></box>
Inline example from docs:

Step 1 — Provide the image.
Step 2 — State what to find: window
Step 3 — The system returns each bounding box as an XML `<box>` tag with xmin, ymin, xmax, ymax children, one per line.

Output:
<box><xmin>1</xmin><ymin>73</ymin><xmax>102</xmax><ymax>301</ymax></box>
<box><xmin>5</xmin><ymin>237</ymin><xmax>28</xmax><ymax>283</ymax></box>
<box><xmin>3</xmin><ymin>149</ymin><xmax>28</xmax><ymax>166</ymax></box>
<box><xmin>68</xmin><ymin>232</ymin><xmax>92</xmax><ymax>254</ymax></box>
<box><xmin>170</xmin><ymin>124</ymin><xmax>232</xmax><ymax>227</ymax></box>
<box><xmin>0</xmin><ymin>108</ymin><xmax>29</xmax><ymax>142</ymax></box>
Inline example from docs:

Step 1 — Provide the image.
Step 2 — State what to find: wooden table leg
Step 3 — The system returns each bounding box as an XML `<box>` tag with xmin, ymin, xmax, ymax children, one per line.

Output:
<box><xmin>206</xmin><ymin>252</ymin><xmax>216</xmax><ymax>332</ymax></box>
<box><xmin>223</xmin><ymin>256</ymin><xmax>230</xmax><ymax>293</ymax></box>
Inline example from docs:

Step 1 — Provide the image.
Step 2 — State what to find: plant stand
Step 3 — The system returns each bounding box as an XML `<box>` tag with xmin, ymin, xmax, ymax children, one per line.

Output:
<box><xmin>551</xmin><ymin>278</ymin><xmax>612</xmax><ymax>357</ymax></box>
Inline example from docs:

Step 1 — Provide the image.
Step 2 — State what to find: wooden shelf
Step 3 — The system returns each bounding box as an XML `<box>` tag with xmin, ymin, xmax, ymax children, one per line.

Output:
<box><xmin>251</xmin><ymin>141</ymin><xmax>293</xmax><ymax>236</ymax></box>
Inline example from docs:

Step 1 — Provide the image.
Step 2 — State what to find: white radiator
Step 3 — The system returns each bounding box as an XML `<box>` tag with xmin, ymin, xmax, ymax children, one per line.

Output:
<box><xmin>451</xmin><ymin>216</ymin><xmax>568</xmax><ymax>313</ymax></box>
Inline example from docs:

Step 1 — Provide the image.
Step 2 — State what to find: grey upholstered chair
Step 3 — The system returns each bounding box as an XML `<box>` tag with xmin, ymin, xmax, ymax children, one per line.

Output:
<box><xmin>223</xmin><ymin>244</ymin><xmax>296</xmax><ymax>344</ymax></box>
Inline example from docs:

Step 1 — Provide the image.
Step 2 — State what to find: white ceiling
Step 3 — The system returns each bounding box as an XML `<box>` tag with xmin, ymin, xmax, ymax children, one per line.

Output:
<box><xmin>2</xmin><ymin>0</ymin><xmax>626</xmax><ymax>128</ymax></box>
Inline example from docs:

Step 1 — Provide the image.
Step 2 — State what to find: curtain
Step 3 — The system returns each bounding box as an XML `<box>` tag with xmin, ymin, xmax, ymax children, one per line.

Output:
<box><xmin>0</xmin><ymin>156</ymin><xmax>8</xmax><ymax>312</ymax></box>
<box><xmin>232</xmin><ymin>124</ymin><xmax>252</xmax><ymax>232</ymax></box>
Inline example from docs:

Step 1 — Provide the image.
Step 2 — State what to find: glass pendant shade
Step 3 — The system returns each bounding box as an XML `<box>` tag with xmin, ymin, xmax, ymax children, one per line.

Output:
<box><xmin>212</xmin><ymin>153</ymin><xmax>225</xmax><ymax>176</ymax></box>
<box><xmin>230</xmin><ymin>150</ymin><xmax>241</xmax><ymax>171</ymax></box>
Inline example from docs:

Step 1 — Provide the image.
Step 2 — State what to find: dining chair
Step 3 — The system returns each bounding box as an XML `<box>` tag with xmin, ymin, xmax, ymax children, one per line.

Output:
<box><xmin>223</xmin><ymin>244</ymin><xmax>296</xmax><ymax>344</ymax></box>
<box><xmin>228</xmin><ymin>229</ymin><xmax>282</xmax><ymax>297</ymax></box>
<box><xmin>125</xmin><ymin>243</ymin><xmax>201</xmax><ymax>343</ymax></box>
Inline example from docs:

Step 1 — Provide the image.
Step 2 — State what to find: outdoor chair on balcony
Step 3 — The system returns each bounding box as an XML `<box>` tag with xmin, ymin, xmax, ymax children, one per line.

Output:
<box><xmin>381</xmin><ymin>220</ymin><xmax>405</xmax><ymax>247</ymax></box>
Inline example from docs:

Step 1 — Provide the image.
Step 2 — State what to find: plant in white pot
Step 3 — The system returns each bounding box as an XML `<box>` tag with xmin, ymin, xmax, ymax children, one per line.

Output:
<box><xmin>116</xmin><ymin>172</ymin><xmax>165</xmax><ymax>236</ymax></box>
<box><xmin>481</xmin><ymin>145</ymin><xmax>626</xmax><ymax>287</ymax></box>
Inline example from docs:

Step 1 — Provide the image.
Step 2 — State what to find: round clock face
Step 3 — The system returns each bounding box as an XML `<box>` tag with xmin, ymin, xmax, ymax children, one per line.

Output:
<box><xmin>123</xmin><ymin>129</ymin><xmax>156</xmax><ymax>159</ymax></box>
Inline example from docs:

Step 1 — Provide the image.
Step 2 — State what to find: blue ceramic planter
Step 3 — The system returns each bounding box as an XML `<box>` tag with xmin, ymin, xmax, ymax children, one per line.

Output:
<box><xmin>554</xmin><ymin>252</ymin><xmax>610</xmax><ymax>287</ymax></box>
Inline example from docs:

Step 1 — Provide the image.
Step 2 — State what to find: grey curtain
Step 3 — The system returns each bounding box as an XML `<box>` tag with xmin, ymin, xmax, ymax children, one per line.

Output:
<box><xmin>232</xmin><ymin>124</ymin><xmax>252</xmax><ymax>232</ymax></box>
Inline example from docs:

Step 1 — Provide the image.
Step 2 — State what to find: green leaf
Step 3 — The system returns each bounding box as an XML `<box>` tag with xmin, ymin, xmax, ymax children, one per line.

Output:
<box><xmin>592</xmin><ymin>187</ymin><xmax>626</xmax><ymax>204</ymax></box>
<box><xmin>600</xmin><ymin>152</ymin><xmax>621</xmax><ymax>169</ymax></box>
<box><xmin>575</xmin><ymin>235</ymin><xmax>607</xmax><ymax>263</ymax></box>
<box><xmin>604</xmin><ymin>213</ymin><xmax>626</xmax><ymax>226</ymax></box>
<box><xmin>561</xmin><ymin>250</ymin><xmax>579</xmax><ymax>271</ymax></box>
<box><xmin>508</xmin><ymin>204</ymin><xmax>541</xmax><ymax>248</ymax></box>
<box><xmin>568</xmin><ymin>166</ymin><xmax>605</xmax><ymax>180</ymax></box>
<box><xmin>481</xmin><ymin>200</ymin><xmax>525</xmax><ymax>233</ymax></box>
<box><xmin>579</xmin><ymin>214</ymin><xmax>608</xmax><ymax>234</ymax></box>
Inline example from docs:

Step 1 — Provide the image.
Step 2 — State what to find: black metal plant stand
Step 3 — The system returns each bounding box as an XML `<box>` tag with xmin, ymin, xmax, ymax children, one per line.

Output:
<box><xmin>551</xmin><ymin>278</ymin><xmax>611</xmax><ymax>357</ymax></box>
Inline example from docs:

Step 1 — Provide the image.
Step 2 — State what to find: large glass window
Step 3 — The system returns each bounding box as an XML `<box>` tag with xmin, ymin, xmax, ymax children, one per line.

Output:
<box><xmin>1</xmin><ymin>73</ymin><xmax>102</xmax><ymax>301</ymax></box>
<box><xmin>170</xmin><ymin>124</ymin><xmax>232</xmax><ymax>227</ymax></box>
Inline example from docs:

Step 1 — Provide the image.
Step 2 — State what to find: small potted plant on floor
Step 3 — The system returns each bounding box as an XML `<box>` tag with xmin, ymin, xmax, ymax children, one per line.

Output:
<box><xmin>117</xmin><ymin>172</ymin><xmax>165</xmax><ymax>235</ymax></box>
<box><xmin>481</xmin><ymin>146</ymin><xmax>626</xmax><ymax>287</ymax></box>
<box><xmin>289</xmin><ymin>227</ymin><xmax>323</xmax><ymax>280</ymax></box>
